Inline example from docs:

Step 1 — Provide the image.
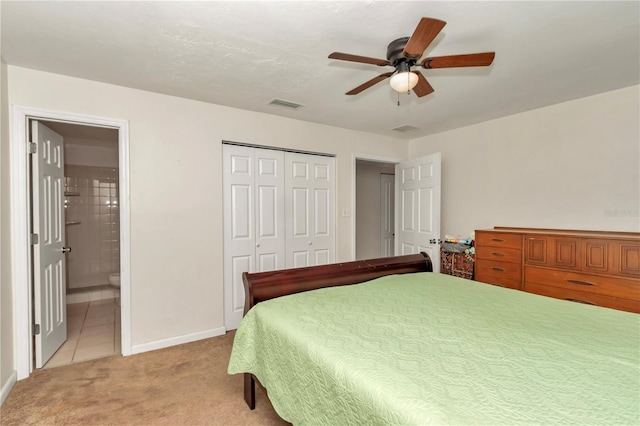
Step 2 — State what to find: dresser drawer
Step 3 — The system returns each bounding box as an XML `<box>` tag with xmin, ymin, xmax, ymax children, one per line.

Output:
<box><xmin>475</xmin><ymin>274</ymin><xmax>521</xmax><ymax>289</ymax></box>
<box><xmin>476</xmin><ymin>259</ymin><xmax>522</xmax><ymax>289</ymax></box>
<box><xmin>476</xmin><ymin>231</ymin><xmax>522</xmax><ymax>249</ymax></box>
<box><xmin>525</xmin><ymin>266</ymin><xmax>640</xmax><ymax>301</ymax></box>
<box><xmin>476</xmin><ymin>246</ymin><xmax>521</xmax><ymax>264</ymax></box>
<box><xmin>524</xmin><ymin>282</ymin><xmax>640</xmax><ymax>314</ymax></box>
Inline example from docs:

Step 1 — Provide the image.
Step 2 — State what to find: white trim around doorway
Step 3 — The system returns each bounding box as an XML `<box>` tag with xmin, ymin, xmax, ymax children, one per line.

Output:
<box><xmin>351</xmin><ymin>153</ymin><xmax>402</xmax><ymax>262</ymax></box>
<box><xmin>11</xmin><ymin>105</ymin><xmax>132</xmax><ymax>380</ymax></box>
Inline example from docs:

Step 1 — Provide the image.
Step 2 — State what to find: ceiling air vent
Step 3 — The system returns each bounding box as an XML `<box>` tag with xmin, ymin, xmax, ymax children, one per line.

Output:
<box><xmin>392</xmin><ymin>125</ymin><xmax>418</xmax><ymax>133</ymax></box>
<box><xmin>268</xmin><ymin>99</ymin><xmax>304</xmax><ymax>110</ymax></box>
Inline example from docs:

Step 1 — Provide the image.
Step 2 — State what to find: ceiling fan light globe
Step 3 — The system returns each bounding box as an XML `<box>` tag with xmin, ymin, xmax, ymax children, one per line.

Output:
<box><xmin>390</xmin><ymin>71</ymin><xmax>418</xmax><ymax>93</ymax></box>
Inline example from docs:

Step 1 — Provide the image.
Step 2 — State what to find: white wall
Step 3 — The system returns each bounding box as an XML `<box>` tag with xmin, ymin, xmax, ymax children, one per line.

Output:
<box><xmin>7</xmin><ymin>66</ymin><xmax>409</xmax><ymax>349</ymax></box>
<box><xmin>356</xmin><ymin>160</ymin><xmax>395</xmax><ymax>260</ymax></box>
<box><xmin>1</xmin><ymin>57</ymin><xmax>16</xmax><ymax>400</ymax></box>
<box><xmin>409</xmin><ymin>85</ymin><xmax>640</xmax><ymax>237</ymax></box>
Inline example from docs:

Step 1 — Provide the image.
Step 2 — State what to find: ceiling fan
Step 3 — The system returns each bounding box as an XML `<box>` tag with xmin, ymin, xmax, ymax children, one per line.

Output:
<box><xmin>328</xmin><ymin>17</ymin><xmax>495</xmax><ymax>97</ymax></box>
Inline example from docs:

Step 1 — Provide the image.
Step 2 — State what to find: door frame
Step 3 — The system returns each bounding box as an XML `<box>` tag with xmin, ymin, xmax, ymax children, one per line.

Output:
<box><xmin>351</xmin><ymin>153</ymin><xmax>402</xmax><ymax>261</ymax></box>
<box><xmin>12</xmin><ymin>105</ymin><xmax>132</xmax><ymax>380</ymax></box>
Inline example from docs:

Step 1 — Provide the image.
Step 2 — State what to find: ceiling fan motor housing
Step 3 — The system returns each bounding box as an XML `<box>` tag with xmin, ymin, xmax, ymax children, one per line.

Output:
<box><xmin>387</xmin><ymin>37</ymin><xmax>418</xmax><ymax>67</ymax></box>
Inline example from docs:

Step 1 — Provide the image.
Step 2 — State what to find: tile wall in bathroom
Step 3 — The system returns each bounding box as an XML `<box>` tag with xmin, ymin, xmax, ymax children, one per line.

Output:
<box><xmin>65</xmin><ymin>165</ymin><xmax>120</xmax><ymax>289</ymax></box>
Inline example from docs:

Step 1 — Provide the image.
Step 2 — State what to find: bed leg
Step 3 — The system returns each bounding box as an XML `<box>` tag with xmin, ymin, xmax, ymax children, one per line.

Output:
<box><xmin>244</xmin><ymin>373</ymin><xmax>256</xmax><ymax>409</ymax></box>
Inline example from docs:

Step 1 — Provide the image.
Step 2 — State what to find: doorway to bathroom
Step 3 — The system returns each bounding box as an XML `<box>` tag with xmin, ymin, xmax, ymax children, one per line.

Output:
<box><xmin>12</xmin><ymin>106</ymin><xmax>131</xmax><ymax>380</ymax></box>
<box><xmin>33</xmin><ymin>120</ymin><xmax>122</xmax><ymax>368</ymax></box>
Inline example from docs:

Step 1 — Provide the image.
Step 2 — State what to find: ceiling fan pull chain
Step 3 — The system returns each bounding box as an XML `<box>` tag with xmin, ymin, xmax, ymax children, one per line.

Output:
<box><xmin>407</xmin><ymin>71</ymin><xmax>411</xmax><ymax>95</ymax></box>
<box><xmin>397</xmin><ymin>91</ymin><xmax>400</xmax><ymax>107</ymax></box>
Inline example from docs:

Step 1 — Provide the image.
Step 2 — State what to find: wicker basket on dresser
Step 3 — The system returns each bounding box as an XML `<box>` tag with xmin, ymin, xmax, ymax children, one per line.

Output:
<box><xmin>475</xmin><ymin>227</ymin><xmax>640</xmax><ymax>313</ymax></box>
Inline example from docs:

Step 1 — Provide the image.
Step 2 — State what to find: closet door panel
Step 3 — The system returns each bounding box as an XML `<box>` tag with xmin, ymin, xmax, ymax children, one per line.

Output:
<box><xmin>254</xmin><ymin>149</ymin><xmax>285</xmax><ymax>273</ymax></box>
<box><xmin>314</xmin><ymin>188</ymin><xmax>330</xmax><ymax>237</ymax></box>
<box><xmin>257</xmin><ymin>186</ymin><xmax>277</xmax><ymax>238</ymax></box>
<box><xmin>286</xmin><ymin>152</ymin><xmax>335</xmax><ymax>267</ymax></box>
<box><xmin>258</xmin><ymin>253</ymin><xmax>277</xmax><ymax>271</ymax></box>
<box><xmin>231</xmin><ymin>185</ymin><xmax>252</xmax><ymax>239</ymax></box>
<box><xmin>309</xmin><ymin>155</ymin><xmax>334</xmax><ymax>266</ymax></box>
<box><xmin>315</xmin><ymin>249</ymin><xmax>330</xmax><ymax>265</ymax></box>
<box><xmin>223</xmin><ymin>145</ymin><xmax>256</xmax><ymax>330</ymax></box>
<box><xmin>292</xmin><ymin>188</ymin><xmax>309</xmax><ymax>237</ymax></box>
<box><xmin>293</xmin><ymin>251</ymin><xmax>309</xmax><ymax>268</ymax></box>
<box><xmin>231</xmin><ymin>255</ymin><xmax>251</xmax><ymax>313</ymax></box>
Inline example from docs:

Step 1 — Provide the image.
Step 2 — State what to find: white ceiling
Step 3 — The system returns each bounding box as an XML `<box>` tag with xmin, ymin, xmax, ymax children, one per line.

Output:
<box><xmin>2</xmin><ymin>1</ymin><xmax>638</xmax><ymax>139</ymax></box>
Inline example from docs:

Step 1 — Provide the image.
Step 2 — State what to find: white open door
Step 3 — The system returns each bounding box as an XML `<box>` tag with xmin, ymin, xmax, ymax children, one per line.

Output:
<box><xmin>395</xmin><ymin>153</ymin><xmax>441</xmax><ymax>272</ymax></box>
<box><xmin>31</xmin><ymin>121</ymin><xmax>67</xmax><ymax>368</ymax></box>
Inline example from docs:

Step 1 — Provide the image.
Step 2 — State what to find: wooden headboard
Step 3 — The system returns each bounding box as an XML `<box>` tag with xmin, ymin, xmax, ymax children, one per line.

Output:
<box><xmin>241</xmin><ymin>252</ymin><xmax>433</xmax><ymax>315</ymax></box>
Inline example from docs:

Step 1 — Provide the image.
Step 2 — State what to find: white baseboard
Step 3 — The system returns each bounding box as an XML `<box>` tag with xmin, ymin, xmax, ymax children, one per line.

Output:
<box><xmin>130</xmin><ymin>327</ymin><xmax>226</xmax><ymax>355</ymax></box>
<box><xmin>1</xmin><ymin>370</ymin><xmax>17</xmax><ymax>406</ymax></box>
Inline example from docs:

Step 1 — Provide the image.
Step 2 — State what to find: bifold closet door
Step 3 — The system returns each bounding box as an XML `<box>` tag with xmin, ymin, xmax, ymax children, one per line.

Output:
<box><xmin>223</xmin><ymin>145</ymin><xmax>285</xmax><ymax>330</ymax></box>
<box><xmin>285</xmin><ymin>152</ymin><xmax>335</xmax><ymax>268</ymax></box>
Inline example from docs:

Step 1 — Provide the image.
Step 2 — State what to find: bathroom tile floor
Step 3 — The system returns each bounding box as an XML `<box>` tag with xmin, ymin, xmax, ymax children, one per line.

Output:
<box><xmin>43</xmin><ymin>298</ymin><xmax>121</xmax><ymax>369</ymax></box>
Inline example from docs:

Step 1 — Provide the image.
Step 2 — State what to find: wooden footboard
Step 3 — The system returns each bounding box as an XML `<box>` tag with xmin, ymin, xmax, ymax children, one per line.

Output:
<box><xmin>240</xmin><ymin>252</ymin><xmax>433</xmax><ymax>409</ymax></box>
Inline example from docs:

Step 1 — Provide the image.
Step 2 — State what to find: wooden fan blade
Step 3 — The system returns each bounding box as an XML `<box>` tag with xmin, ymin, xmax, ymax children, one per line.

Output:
<box><xmin>411</xmin><ymin>71</ymin><xmax>434</xmax><ymax>97</ymax></box>
<box><xmin>403</xmin><ymin>17</ymin><xmax>446</xmax><ymax>58</ymax></box>
<box><xmin>329</xmin><ymin>52</ymin><xmax>391</xmax><ymax>66</ymax></box>
<box><xmin>422</xmin><ymin>52</ymin><xmax>495</xmax><ymax>69</ymax></box>
<box><xmin>346</xmin><ymin>72</ymin><xmax>394</xmax><ymax>95</ymax></box>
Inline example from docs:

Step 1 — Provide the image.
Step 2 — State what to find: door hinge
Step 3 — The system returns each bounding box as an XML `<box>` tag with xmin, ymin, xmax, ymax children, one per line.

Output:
<box><xmin>33</xmin><ymin>324</ymin><xmax>40</xmax><ymax>335</ymax></box>
<box><xmin>28</xmin><ymin>142</ymin><xmax>37</xmax><ymax>154</ymax></box>
<box><xmin>30</xmin><ymin>233</ymin><xmax>39</xmax><ymax>245</ymax></box>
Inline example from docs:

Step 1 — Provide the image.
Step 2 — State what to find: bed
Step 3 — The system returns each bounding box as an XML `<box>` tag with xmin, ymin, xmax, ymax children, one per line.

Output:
<box><xmin>227</xmin><ymin>253</ymin><xmax>639</xmax><ymax>425</ymax></box>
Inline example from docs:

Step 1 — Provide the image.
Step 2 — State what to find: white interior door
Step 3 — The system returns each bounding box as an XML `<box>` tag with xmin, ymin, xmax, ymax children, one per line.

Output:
<box><xmin>380</xmin><ymin>173</ymin><xmax>395</xmax><ymax>257</ymax></box>
<box><xmin>285</xmin><ymin>152</ymin><xmax>335</xmax><ymax>268</ymax></box>
<box><xmin>223</xmin><ymin>145</ymin><xmax>285</xmax><ymax>330</ymax></box>
<box><xmin>395</xmin><ymin>153</ymin><xmax>441</xmax><ymax>272</ymax></box>
<box><xmin>31</xmin><ymin>121</ymin><xmax>67</xmax><ymax>368</ymax></box>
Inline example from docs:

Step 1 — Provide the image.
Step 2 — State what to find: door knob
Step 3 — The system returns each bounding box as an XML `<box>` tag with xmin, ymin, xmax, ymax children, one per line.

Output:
<box><xmin>256</xmin><ymin>243</ymin><xmax>260</xmax><ymax>248</ymax></box>
<box><xmin>62</xmin><ymin>247</ymin><xmax>72</xmax><ymax>254</ymax></box>
<box><xmin>308</xmin><ymin>241</ymin><xmax>312</xmax><ymax>245</ymax></box>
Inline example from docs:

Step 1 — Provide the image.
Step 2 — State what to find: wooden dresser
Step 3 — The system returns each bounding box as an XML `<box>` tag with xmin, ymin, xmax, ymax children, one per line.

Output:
<box><xmin>475</xmin><ymin>227</ymin><xmax>640</xmax><ymax>313</ymax></box>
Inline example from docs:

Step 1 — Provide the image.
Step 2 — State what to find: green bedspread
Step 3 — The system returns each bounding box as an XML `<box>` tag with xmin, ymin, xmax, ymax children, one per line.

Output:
<box><xmin>228</xmin><ymin>272</ymin><xmax>640</xmax><ymax>425</ymax></box>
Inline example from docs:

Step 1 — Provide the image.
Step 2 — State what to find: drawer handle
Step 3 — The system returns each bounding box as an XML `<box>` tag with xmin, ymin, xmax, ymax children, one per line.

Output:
<box><xmin>491</xmin><ymin>252</ymin><xmax>505</xmax><ymax>257</ymax></box>
<box><xmin>491</xmin><ymin>238</ymin><xmax>505</xmax><ymax>242</ymax></box>
<box><xmin>566</xmin><ymin>279</ymin><xmax>596</xmax><ymax>286</ymax></box>
<box><xmin>565</xmin><ymin>298</ymin><xmax>595</xmax><ymax>305</ymax></box>
<box><xmin>491</xmin><ymin>267</ymin><xmax>505</xmax><ymax>272</ymax></box>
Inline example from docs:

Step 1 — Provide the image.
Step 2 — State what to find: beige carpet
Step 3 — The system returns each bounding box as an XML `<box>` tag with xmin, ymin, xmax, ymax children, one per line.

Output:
<box><xmin>1</xmin><ymin>332</ymin><xmax>288</xmax><ymax>425</ymax></box>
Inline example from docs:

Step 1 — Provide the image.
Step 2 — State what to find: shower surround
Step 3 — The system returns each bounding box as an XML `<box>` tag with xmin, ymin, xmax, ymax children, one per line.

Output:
<box><xmin>65</xmin><ymin>165</ymin><xmax>120</xmax><ymax>297</ymax></box>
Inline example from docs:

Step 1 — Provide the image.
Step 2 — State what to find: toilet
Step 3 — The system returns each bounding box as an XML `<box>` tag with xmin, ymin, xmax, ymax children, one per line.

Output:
<box><xmin>108</xmin><ymin>273</ymin><xmax>120</xmax><ymax>287</ymax></box>
<box><xmin>109</xmin><ymin>273</ymin><xmax>121</xmax><ymax>304</ymax></box>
